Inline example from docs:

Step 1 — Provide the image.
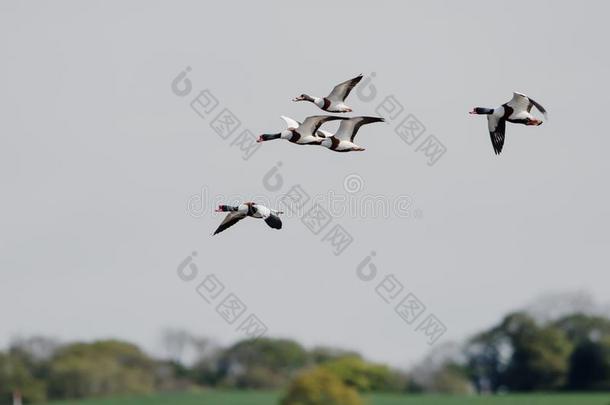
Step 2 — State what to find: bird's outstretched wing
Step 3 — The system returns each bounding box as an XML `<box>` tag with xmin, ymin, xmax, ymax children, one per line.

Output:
<box><xmin>333</xmin><ymin>116</ymin><xmax>385</xmax><ymax>141</ymax></box>
<box><xmin>299</xmin><ymin>115</ymin><xmax>346</xmax><ymax>136</ymax></box>
<box><xmin>327</xmin><ymin>74</ymin><xmax>363</xmax><ymax>102</ymax></box>
<box><xmin>213</xmin><ymin>211</ymin><xmax>246</xmax><ymax>235</ymax></box>
<box><xmin>281</xmin><ymin>115</ymin><xmax>328</xmax><ymax>137</ymax></box>
<box><xmin>507</xmin><ymin>92</ymin><xmax>531</xmax><ymax>112</ymax></box>
<box><xmin>526</xmin><ymin>96</ymin><xmax>548</xmax><ymax>121</ymax></box>
<box><xmin>509</xmin><ymin>92</ymin><xmax>548</xmax><ymax>120</ymax></box>
<box><xmin>280</xmin><ymin>115</ymin><xmax>300</xmax><ymax>129</ymax></box>
<box><xmin>488</xmin><ymin>115</ymin><xmax>507</xmax><ymax>155</ymax></box>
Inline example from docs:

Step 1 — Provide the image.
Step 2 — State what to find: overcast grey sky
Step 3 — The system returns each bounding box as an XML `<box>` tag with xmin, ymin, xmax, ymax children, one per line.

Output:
<box><xmin>1</xmin><ymin>1</ymin><xmax>609</xmax><ymax>367</ymax></box>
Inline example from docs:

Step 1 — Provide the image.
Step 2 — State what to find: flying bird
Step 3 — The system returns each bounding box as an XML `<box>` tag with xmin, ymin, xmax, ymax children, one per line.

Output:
<box><xmin>292</xmin><ymin>74</ymin><xmax>363</xmax><ymax>113</ymax></box>
<box><xmin>470</xmin><ymin>92</ymin><xmax>548</xmax><ymax>155</ymax></box>
<box><xmin>319</xmin><ymin>116</ymin><xmax>385</xmax><ymax>152</ymax></box>
<box><xmin>257</xmin><ymin>115</ymin><xmax>346</xmax><ymax>145</ymax></box>
<box><xmin>213</xmin><ymin>202</ymin><xmax>283</xmax><ymax>235</ymax></box>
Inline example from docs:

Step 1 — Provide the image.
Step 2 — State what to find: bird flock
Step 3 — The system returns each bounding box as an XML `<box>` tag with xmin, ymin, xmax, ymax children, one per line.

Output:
<box><xmin>213</xmin><ymin>74</ymin><xmax>548</xmax><ymax>235</ymax></box>
<box><xmin>257</xmin><ymin>75</ymin><xmax>385</xmax><ymax>152</ymax></box>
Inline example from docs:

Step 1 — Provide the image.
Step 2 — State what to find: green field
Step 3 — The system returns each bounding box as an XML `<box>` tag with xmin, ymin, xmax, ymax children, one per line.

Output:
<box><xmin>49</xmin><ymin>390</ymin><xmax>610</xmax><ymax>405</ymax></box>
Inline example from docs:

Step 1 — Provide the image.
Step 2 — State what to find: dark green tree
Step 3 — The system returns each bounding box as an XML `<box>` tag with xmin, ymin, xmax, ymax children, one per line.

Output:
<box><xmin>47</xmin><ymin>340</ymin><xmax>155</xmax><ymax>399</ymax></box>
<box><xmin>216</xmin><ymin>338</ymin><xmax>308</xmax><ymax>388</ymax></box>
<box><xmin>503</xmin><ymin>317</ymin><xmax>572</xmax><ymax>390</ymax></box>
<box><xmin>466</xmin><ymin>312</ymin><xmax>572</xmax><ymax>392</ymax></box>
<box><xmin>0</xmin><ymin>352</ymin><xmax>47</xmax><ymax>404</ymax></box>
<box><xmin>567</xmin><ymin>337</ymin><xmax>610</xmax><ymax>390</ymax></box>
<box><xmin>553</xmin><ymin>314</ymin><xmax>610</xmax><ymax>344</ymax></box>
<box><xmin>553</xmin><ymin>314</ymin><xmax>610</xmax><ymax>390</ymax></box>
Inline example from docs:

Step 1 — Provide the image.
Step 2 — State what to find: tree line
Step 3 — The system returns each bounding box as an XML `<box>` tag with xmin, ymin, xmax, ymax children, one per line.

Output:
<box><xmin>1</xmin><ymin>310</ymin><xmax>609</xmax><ymax>403</ymax></box>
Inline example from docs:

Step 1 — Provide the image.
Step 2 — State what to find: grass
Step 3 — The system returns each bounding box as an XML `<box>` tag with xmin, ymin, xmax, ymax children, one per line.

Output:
<box><xmin>49</xmin><ymin>390</ymin><xmax>610</xmax><ymax>405</ymax></box>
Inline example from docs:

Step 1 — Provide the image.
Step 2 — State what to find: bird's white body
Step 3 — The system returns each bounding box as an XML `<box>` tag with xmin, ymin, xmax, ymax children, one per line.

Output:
<box><xmin>319</xmin><ymin>116</ymin><xmax>384</xmax><ymax>152</ymax></box>
<box><xmin>258</xmin><ymin>115</ymin><xmax>346</xmax><ymax>146</ymax></box>
<box><xmin>278</xmin><ymin>128</ymin><xmax>321</xmax><ymax>145</ymax></box>
<box><xmin>313</xmin><ymin>98</ymin><xmax>351</xmax><ymax>112</ymax></box>
<box><xmin>321</xmin><ymin>139</ymin><xmax>363</xmax><ymax>151</ymax></box>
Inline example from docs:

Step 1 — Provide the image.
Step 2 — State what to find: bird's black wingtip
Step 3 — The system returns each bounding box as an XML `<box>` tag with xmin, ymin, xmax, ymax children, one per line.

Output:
<box><xmin>265</xmin><ymin>215</ymin><xmax>282</xmax><ymax>230</ymax></box>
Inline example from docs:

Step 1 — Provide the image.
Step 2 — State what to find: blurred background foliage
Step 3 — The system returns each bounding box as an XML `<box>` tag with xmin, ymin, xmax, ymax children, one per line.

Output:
<box><xmin>1</xmin><ymin>298</ymin><xmax>609</xmax><ymax>404</ymax></box>
<box><xmin>280</xmin><ymin>367</ymin><xmax>363</xmax><ymax>405</ymax></box>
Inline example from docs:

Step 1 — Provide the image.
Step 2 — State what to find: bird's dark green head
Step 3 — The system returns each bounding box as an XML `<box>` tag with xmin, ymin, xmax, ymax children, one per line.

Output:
<box><xmin>257</xmin><ymin>133</ymin><xmax>281</xmax><ymax>143</ymax></box>
<box><xmin>469</xmin><ymin>107</ymin><xmax>494</xmax><ymax>115</ymax></box>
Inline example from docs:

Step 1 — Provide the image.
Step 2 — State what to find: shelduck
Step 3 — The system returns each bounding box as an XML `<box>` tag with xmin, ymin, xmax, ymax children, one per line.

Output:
<box><xmin>470</xmin><ymin>92</ymin><xmax>548</xmax><ymax>155</ymax></box>
<box><xmin>292</xmin><ymin>74</ymin><xmax>363</xmax><ymax>113</ymax></box>
<box><xmin>213</xmin><ymin>202</ymin><xmax>283</xmax><ymax>235</ymax></box>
